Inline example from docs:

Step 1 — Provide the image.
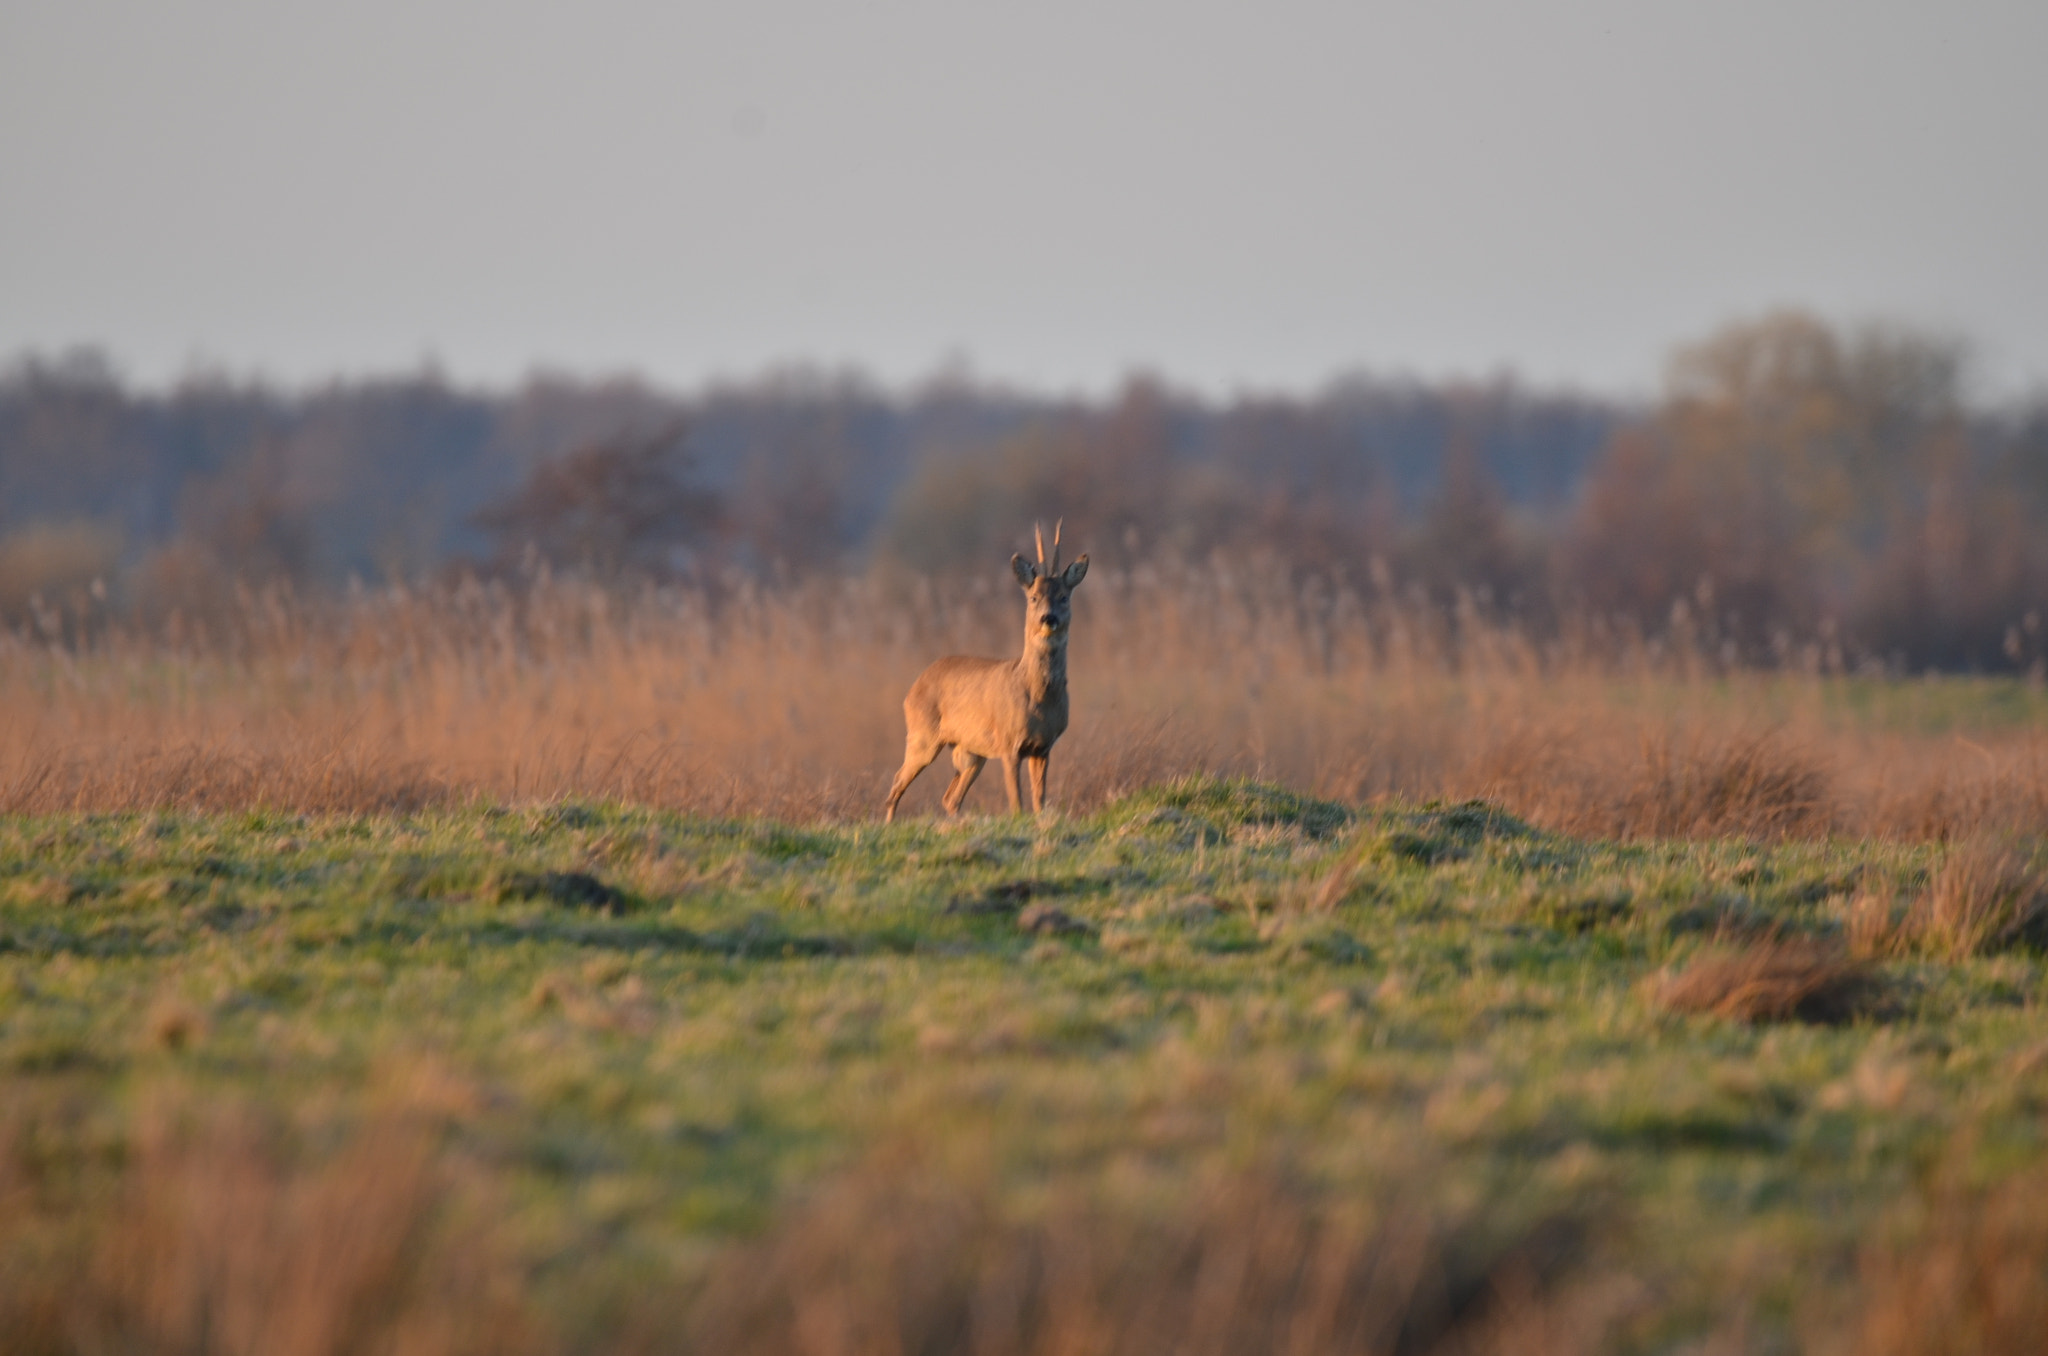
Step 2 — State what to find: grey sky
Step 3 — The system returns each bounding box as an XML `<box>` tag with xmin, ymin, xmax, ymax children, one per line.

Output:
<box><xmin>3</xmin><ymin>1</ymin><xmax>2045</xmax><ymax>399</ymax></box>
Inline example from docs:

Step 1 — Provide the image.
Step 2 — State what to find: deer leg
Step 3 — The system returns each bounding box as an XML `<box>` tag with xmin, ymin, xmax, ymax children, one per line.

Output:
<box><xmin>1025</xmin><ymin>754</ymin><xmax>1048</xmax><ymax>813</ymax></box>
<box><xmin>884</xmin><ymin>738</ymin><xmax>944</xmax><ymax>823</ymax></box>
<box><xmin>998</xmin><ymin>755</ymin><xmax>1023</xmax><ymax>814</ymax></box>
<box><xmin>942</xmin><ymin>748</ymin><xmax>986</xmax><ymax>815</ymax></box>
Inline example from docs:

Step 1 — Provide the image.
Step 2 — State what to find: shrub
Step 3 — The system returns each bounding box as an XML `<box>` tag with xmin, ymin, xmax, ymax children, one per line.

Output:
<box><xmin>1657</xmin><ymin>934</ymin><xmax>1880</xmax><ymax>1024</ymax></box>
<box><xmin>1817</xmin><ymin>1155</ymin><xmax>2048</xmax><ymax>1356</ymax></box>
<box><xmin>1909</xmin><ymin>841</ymin><xmax>2048</xmax><ymax>961</ymax></box>
<box><xmin>688</xmin><ymin>1147</ymin><xmax>1620</xmax><ymax>1356</ymax></box>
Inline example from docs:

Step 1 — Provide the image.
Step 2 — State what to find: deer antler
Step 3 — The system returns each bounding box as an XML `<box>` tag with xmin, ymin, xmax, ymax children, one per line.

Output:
<box><xmin>1034</xmin><ymin>522</ymin><xmax>1047</xmax><ymax>569</ymax></box>
<box><xmin>1051</xmin><ymin>519</ymin><xmax>1062</xmax><ymax>572</ymax></box>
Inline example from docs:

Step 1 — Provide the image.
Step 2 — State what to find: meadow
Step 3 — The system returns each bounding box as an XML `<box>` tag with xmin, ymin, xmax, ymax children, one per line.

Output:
<box><xmin>5</xmin><ymin>562</ymin><xmax>2047</xmax><ymax>834</ymax></box>
<box><xmin>4</xmin><ymin>570</ymin><xmax>2048</xmax><ymax>1354</ymax></box>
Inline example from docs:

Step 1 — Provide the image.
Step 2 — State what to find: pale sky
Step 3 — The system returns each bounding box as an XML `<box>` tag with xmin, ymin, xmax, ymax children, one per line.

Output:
<box><xmin>3</xmin><ymin>1</ymin><xmax>2045</xmax><ymax>399</ymax></box>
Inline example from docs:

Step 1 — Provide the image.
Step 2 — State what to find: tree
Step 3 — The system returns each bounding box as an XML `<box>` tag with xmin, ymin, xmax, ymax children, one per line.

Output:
<box><xmin>1561</xmin><ymin>312</ymin><xmax>1974</xmax><ymax>651</ymax></box>
<box><xmin>472</xmin><ymin>424</ymin><xmax>721</xmax><ymax>577</ymax></box>
<box><xmin>1664</xmin><ymin>310</ymin><xmax>1965</xmax><ymax>562</ymax></box>
<box><xmin>1405</xmin><ymin>434</ymin><xmax>1528</xmax><ymax>607</ymax></box>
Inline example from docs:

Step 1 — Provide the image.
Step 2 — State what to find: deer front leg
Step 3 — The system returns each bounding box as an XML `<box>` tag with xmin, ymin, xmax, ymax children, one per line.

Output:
<box><xmin>1024</xmin><ymin>754</ymin><xmax>1048</xmax><ymax>813</ymax></box>
<box><xmin>998</xmin><ymin>754</ymin><xmax>1023</xmax><ymax>814</ymax></box>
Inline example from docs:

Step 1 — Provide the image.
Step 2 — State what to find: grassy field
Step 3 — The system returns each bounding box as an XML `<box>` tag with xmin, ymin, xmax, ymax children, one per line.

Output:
<box><xmin>5</xmin><ymin>779</ymin><xmax>2048</xmax><ymax>1354</ymax></box>
<box><xmin>7</xmin><ymin>574</ymin><xmax>2048</xmax><ymax>1351</ymax></box>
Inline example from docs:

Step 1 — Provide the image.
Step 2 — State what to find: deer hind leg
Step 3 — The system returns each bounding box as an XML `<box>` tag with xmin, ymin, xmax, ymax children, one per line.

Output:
<box><xmin>1024</xmin><ymin>754</ymin><xmax>1049</xmax><ymax>814</ymax></box>
<box><xmin>941</xmin><ymin>747</ymin><xmax>986</xmax><ymax>815</ymax></box>
<box><xmin>884</xmin><ymin>737</ymin><xmax>945</xmax><ymax>823</ymax></box>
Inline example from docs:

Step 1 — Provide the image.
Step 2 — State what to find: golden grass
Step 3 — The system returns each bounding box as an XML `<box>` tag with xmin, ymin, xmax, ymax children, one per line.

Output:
<box><xmin>4</xmin><ymin>563</ymin><xmax>2046</xmax><ymax>836</ymax></box>
<box><xmin>2</xmin><ymin>1088</ymin><xmax>1635</xmax><ymax>1356</ymax></box>
<box><xmin>1910</xmin><ymin>841</ymin><xmax>2048</xmax><ymax>959</ymax></box>
<box><xmin>17</xmin><ymin>1079</ymin><xmax>2048</xmax><ymax>1356</ymax></box>
<box><xmin>1814</xmin><ymin>1154</ymin><xmax>2048</xmax><ymax>1356</ymax></box>
<box><xmin>1837</xmin><ymin>840</ymin><xmax>2048</xmax><ymax>961</ymax></box>
<box><xmin>0</xmin><ymin>1087</ymin><xmax>535</xmax><ymax>1356</ymax></box>
<box><xmin>688</xmin><ymin>1146</ymin><xmax>1627</xmax><ymax>1356</ymax></box>
<box><xmin>1655</xmin><ymin>935</ymin><xmax>1881</xmax><ymax>1025</ymax></box>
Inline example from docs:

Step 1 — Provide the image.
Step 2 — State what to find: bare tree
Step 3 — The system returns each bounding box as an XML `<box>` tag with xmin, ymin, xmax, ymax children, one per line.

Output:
<box><xmin>472</xmin><ymin>423</ymin><xmax>721</xmax><ymax>577</ymax></box>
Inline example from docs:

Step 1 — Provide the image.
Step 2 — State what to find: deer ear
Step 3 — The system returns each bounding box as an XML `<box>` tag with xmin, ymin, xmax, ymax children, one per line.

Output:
<box><xmin>1062</xmin><ymin>555</ymin><xmax>1089</xmax><ymax>587</ymax></box>
<box><xmin>1011</xmin><ymin>553</ymin><xmax>1038</xmax><ymax>587</ymax></box>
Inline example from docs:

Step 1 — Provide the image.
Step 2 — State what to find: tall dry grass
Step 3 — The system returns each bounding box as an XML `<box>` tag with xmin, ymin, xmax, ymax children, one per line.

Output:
<box><xmin>687</xmin><ymin>1144</ymin><xmax>1628</xmax><ymax>1356</ymax></box>
<box><xmin>0</xmin><ymin>1088</ymin><xmax>1629</xmax><ymax>1356</ymax></box>
<box><xmin>1811</xmin><ymin>1149</ymin><xmax>2048</xmax><ymax>1356</ymax></box>
<box><xmin>3</xmin><ymin>562</ymin><xmax>2045</xmax><ymax>837</ymax></box>
<box><xmin>17</xmin><ymin>1079</ymin><xmax>2048</xmax><ymax>1356</ymax></box>
<box><xmin>1840</xmin><ymin>840</ymin><xmax>2048</xmax><ymax>961</ymax></box>
<box><xmin>0</xmin><ymin>1085</ymin><xmax>535</xmax><ymax>1356</ymax></box>
<box><xmin>1654</xmin><ymin>934</ymin><xmax>1883</xmax><ymax>1025</ymax></box>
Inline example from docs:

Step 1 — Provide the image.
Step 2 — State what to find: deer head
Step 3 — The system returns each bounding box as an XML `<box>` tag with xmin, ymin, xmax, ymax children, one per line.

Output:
<box><xmin>1010</xmin><ymin>520</ymin><xmax>1089</xmax><ymax>644</ymax></box>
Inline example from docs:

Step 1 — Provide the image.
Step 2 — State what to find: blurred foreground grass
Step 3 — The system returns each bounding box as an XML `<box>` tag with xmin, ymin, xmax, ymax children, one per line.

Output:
<box><xmin>4</xmin><ymin>781</ymin><xmax>2048</xmax><ymax>1353</ymax></box>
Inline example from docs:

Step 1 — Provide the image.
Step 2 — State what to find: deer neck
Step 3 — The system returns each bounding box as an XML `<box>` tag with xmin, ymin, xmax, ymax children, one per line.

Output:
<box><xmin>1018</xmin><ymin>630</ymin><xmax>1067</xmax><ymax>704</ymax></box>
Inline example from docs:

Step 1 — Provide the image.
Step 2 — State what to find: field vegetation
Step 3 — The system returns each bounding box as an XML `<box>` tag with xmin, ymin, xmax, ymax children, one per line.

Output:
<box><xmin>3</xmin><ymin>575</ymin><xmax>2048</xmax><ymax>1351</ymax></box>
<box><xmin>5</xmin><ymin>565</ymin><xmax>2046</xmax><ymax>836</ymax></box>
<box><xmin>3</xmin><ymin>779</ymin><xmax>2048</xmax><ymax>1353</ymax></box>
<box><xmin>6</xmin><ymin>309</ymin><xmax>2048</xmax><ymax>1351</ymax></box>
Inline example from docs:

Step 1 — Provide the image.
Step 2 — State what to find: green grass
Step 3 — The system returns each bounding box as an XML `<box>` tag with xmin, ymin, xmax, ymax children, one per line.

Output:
<box><xmin>3</xmin><ymin>780</ymin><xmax>2045</xmax><ymax>1347</ymax></box>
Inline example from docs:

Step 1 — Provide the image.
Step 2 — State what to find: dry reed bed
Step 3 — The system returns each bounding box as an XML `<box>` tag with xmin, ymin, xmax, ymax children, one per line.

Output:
<box><xmin>4</xmin><ymin>566</ymin><xmax>2045</xmax><ymax>837</ymax></box>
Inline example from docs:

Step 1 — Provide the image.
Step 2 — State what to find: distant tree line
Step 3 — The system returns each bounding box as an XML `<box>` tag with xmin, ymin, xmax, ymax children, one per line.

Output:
<box><xmin>3</xmin><ymin>312</ymin><xmax>2045</xmax><ymax>671</ymax></box>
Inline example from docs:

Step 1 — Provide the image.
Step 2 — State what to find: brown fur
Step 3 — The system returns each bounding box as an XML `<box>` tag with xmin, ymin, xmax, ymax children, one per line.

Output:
<box><xmin>884</xmin><ymin>528</ymin><xmax>1089</xmax><ymax>821</ymax></box>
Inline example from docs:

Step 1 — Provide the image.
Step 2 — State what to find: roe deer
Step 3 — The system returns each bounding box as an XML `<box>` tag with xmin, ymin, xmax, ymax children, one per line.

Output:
<box><xmin>884</xmin><ymin>522</ymin><xmax>1089</xmax><ymax>822</ymax></box>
